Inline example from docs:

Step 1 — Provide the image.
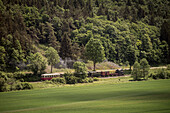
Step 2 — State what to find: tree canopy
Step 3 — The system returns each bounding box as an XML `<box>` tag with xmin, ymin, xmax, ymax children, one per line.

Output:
<box><xmin>85</xmin><ymin>38</ymin><xmax>105</xmax><ymax>71</ymax></box>
<box><xmin>27</xmin><ymin>53</ymin><xmax>47</xmax><ymax>75</ymax></box>
<box><xmin>46</xmin><ymin>47</ymin><xmax>60</xmax><ymax>73</ymax></box>
<box><xmin>0</xmin><ymin>0</ymin><xmax>169</xmax><ymax>72</ymax></box>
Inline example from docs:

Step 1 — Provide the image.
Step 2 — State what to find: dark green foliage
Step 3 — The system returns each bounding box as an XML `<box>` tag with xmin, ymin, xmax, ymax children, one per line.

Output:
<box><xmin>0</xmin><ymin>0</ymin><xmax>169</xmax><ymax>73</ymax></box>
<box><xmin>126</xmin><ymin>45</ymin><xmax>136</xmax><ymax>70</ymax></box>
<box><xmin>93</xmin><ymin>77</ymin><xmax>99</xmax><ymax>81</ymax></box>
<box><xmin>140</xmin><ymin>58</ymin><xmax>150</xmax><ymax>79</ymax></box>
<box><xmin>132</xmin><ymin>58</ymin><xmax>150</xmax><ymax>81</ymax></box>
<box><xmin>63</xmin><ymin>72</ymin><xmax>78</xmax><ymax>84</ymax></box>
<box><xmin>21</xmin><ymin>82</ymin><xmax>33</xmax><ymax>89</ymax></box>
<box><xmin>150</xmin><ymin>69</ymin><xmax>170</xmax><ymax>79</ymax></box>
<box><xmin>60</xmin><ymin>32</ymin><xmax>73</xmax><ymax>60</ymax></box>
<box><xmin>51</xmin><ymin>77</ymin><xmax>66</xmax><ymax>84</ymax></box>
<box><xmin>131</xmin><ymin>61</ymin><xmax>141</xmax><ymax>81</ymax></box>
<box><xmin>0</xmin><ymin>71</ymin><xmax>33</xmax><ymax>92</ymax></box>
<box><xmin>167</xmin><ymin>64</ymin><xmax>170</xmax><ymax>70</ymax></box>
<box><xmin>0</xmin><ymin>46</ymin><xmax>6</xmax><ymax>71</ymax></box>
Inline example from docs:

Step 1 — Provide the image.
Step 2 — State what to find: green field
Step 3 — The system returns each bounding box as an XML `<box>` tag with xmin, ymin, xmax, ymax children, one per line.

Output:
<box><xmin>0</xmin><ymin>79</ymin><xmax>170</xmax><ymax>113</ymax></box>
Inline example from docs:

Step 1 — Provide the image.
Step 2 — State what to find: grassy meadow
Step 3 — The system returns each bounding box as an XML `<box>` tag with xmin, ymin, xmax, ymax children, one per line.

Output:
<box><xmin>0</xmin><ymin>79</ymin><xmax>170</xmax><ymax>113</ymax></box>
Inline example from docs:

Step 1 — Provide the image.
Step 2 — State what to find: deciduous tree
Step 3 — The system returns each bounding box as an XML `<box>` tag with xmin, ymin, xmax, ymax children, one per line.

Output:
<box><xmin>28</xmin><ymin>53</ymin><xmax>47</xmax><ymax>75</ymax></box>
<box><xmin>85</xmin><ymin>38</ymin><xmax>105</xmax><ymax>71</ymax></box>
<box><xmin>46</xmin><ymin>47</ymin><xmax>60</xmax><ymax>73</ymax></box>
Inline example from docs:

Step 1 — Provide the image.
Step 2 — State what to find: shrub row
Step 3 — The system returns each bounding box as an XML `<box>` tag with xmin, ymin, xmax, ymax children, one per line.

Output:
<box><xmin>0</xmin><ymin>72</ymin><xmax>33</xmax><ymax>92</ymax></box>
<box><xmin>0</xmin><ymin>71</ymin><xmax>41</xmax><ymax>82</ymax></box>
<box><xmin>0</xmin><ymin>78</ymin><xmax>33</xmax><ymax>92</ymax></box>
<box><xmin>51</xmin><ymin>77</ymin><xmax>66</xmax><ymax>84</ymax></box>
<box><xmin>150</xmin><ymin>69</ymin><xmax>170</xmax><ymax>79</ymax></box>
<box><xmin>61</xmin><ymin>72</ymin><xmax>95</xmax><ymax>84</ymax></box>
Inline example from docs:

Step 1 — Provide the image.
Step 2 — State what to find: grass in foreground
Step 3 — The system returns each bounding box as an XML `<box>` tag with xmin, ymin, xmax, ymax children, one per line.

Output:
<box><xmin>0</xmin><ymin>79</ymin><xmax>170</xmax><ymax>113</ymax></box>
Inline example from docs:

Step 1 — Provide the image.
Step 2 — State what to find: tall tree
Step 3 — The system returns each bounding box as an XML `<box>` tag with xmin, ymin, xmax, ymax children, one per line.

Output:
<box><xmin>85</xmin><ymin>38</ymin><xmax>105</xmax><ymax>71</ymax></box>
<box><xmin>131</xmin><ymin>61</ymin><xmax>141</xmax><ymax>81</ymax></box>
<box><xmin>60</xmin><ymin>32</ymin><xmax>73</xmax><ymax>60</ymax></box>
<box><xmin>46</xmin><ymin>47</ymin><xmax>60</xmax><ymax>73</ymax></box>
<box><xmin>126</xmin><ymin>45</ymin><xmax>136</xmax><ymax>71</ymax></box>
<box><xmin>0</xmin><ymin>46</ymin><xmax>6</xmax><ymax>71</ymax></box>
<box><xmin>28</xmin><ymin>53</ymin><xmax>47</xmax><ymax>75</ymax></box>
<box><xmin>140</xmin><ymin>58</ymin><xmax>150</xmax><ymax>80</ymax></box>
<box><xmin>72</xmin><ymin>42</ymin><xmax>81</xmax><ymax>60</ymax></box>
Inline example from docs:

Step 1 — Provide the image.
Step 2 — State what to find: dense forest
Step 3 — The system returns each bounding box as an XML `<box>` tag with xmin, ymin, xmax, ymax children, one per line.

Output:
<box><xmin>0</xmin><ymin>0</ymin><xmax>170</xmax><ymax>72</ymax></box>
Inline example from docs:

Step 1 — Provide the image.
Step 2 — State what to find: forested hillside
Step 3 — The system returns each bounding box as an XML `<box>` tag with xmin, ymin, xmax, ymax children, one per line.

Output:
<box><xmin>0</xmin><ymin>0</ymin><xmax>169</xmax><ymax>72</ymax></box>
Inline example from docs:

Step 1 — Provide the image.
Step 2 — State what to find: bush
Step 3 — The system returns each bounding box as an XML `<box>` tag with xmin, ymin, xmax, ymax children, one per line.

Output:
<box><xmin>82</xmin><ymin>78</ymin><xmax>89</xmax><ymax>83</ymax></box>
<box><xmin>157</xmin><ymin>69</ymin><xmax>168</xmax><ymax>79</ymax></box>
<box><xmin>51</xmin><ymin>77</ymin><xmax>66</xmax><ymax>84</ymax></box>
<box><xmin>44</xmin><ymin>80</ymin><xmax>53</xmax><ymax>84</ymax></box>
<box><xmin>21</xmin><ymin>82</ymin><xmax>33</xmax><ymax>89</ymax></box>
<box><xmin>82</xmin><ymin>78</ymin><xmax>93</xmax><ymax>83</ymax></box>
<box><xmin>13</xmin><ymin>72</ymin><xmax>26</xmax><ymax>79</ymax></box>
<box><xmin>64</xmin><ymin>72</ymin><xmax>78</xmax><ymax>84</ymax></box>
<box><xmin>150</xmin><ymin>69</ymin><xmax>169</xmax><ymax>79</ymax></box>
<box><xmin>74</xmin><ymin>73</ymin><xmax>88</xmax><ymax>80</ymax></box>
<box><xmin>88</xmin><ymin>77</ymin><xmax>93</xmax><ymax>83</ymax></box>
<box><xmin>1</xmin><ymin>83</ymin><xmax>11</xmax><ymax>92</ymax></box>
<box><xmin>150</xmin><ymin>73</ymin><xmax>158</xmax><ymax>79</ymax></box>
<box><xmin>66</xmin><ymin>76</ymin><xmax>78</xmax><ymax>84</ymax></box>
<box><xmin>15</xmin><ymin>82</ymin><xmax>23</xmax><ymax>90</ymax></box>
<box><xmin>167</xmin><ymin>64</ymin><xmax>170</xmax><ymax>70</ymax></box>
<box><xmin>93</xmin><ymin>77</ymin><xmax>99</xmax><ymax>81</ymax></box>
<box><xmin>73</xmin><ymin>61</ymin><xmax>88</xmax><ymax>79</ymax></box>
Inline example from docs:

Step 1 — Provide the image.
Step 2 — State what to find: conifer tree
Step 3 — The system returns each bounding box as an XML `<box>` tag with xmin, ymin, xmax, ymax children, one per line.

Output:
<box><xmin>60</xmin><ymin>32</ymin><xmax>73</xmax><ymax>60</ymax></box>
<box><xmin>132</xmin><ymin>61</ymin><xmax>141</xmax><ymax>81</ymax></box>
<box><xmin>140</xmin><ymin>58</ymin><xmax>150</xmax><ymax>80</ymax></box>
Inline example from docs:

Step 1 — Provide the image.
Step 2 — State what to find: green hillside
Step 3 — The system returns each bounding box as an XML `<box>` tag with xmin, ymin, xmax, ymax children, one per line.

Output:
<box><xmin>0</xmin><ymin>79</ymin><xmax>170</xmax><ymax>113</ymax></box>
<box><xmin>0</xmin><ymin>0</ymin><xmax>170</xmax><ymax>72</ymax></box>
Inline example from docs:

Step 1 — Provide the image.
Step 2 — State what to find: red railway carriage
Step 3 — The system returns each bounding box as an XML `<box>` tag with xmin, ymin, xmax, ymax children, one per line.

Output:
<box><xmin>41</xmin><ymin>73</ymin><xmax>64</xmax><ymax>80</ymax></box>
<box><xmin>88</xmin><ymin>69</ymin><xmax>124</xmax><ymax>77</ymax></box>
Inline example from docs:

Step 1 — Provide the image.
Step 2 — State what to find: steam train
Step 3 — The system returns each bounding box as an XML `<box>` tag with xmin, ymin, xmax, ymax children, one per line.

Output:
<box><xmin>41</xmin><ymin>69</ymin><xmax>124</xmax><ymax>80</ymax></box>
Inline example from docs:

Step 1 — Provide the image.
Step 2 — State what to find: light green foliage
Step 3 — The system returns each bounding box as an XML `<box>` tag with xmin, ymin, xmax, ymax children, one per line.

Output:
<box><xmin>73</xmin><ymin>61</ymin><xmax>88</xmax><ymax>79</ymax></box>
<box><xmin>140</xmin><ymin>58</ymin><xmax>150</xmax><ymax>79</ymax></box>
<box><xmin>85</xmin><ymin>38</ymin><xmax>105</xmax><ymax>71</ymax></box>
<box><xmin>46</xmin><ymin>47</ymin><xmax>59</xmax><ymax>73</ymax></box>
<box><xmin>73</xmin><ymin>61</ymin><xmax>87</xmax><ymax>74</ymax></box>
<box><xmin>28</xmin><ymin>53</ymin><xmax>47</xmax><ymax>75</ymax></box>
<box><xmin>51</xmin><ymin>77</ymin><xmax>66</xmax><ymax>84</ymax></box>
<box><xmin>132</xmin><ymin>61</ymin><xmax>141</xmax><ymax>80</ymax></box>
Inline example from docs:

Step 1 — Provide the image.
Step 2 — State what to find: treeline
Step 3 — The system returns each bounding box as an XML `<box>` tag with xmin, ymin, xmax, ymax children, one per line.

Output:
<box><xmin>0</xmin><ymin>0</ymin><xmax>169</xmax><ymax>72</ymax></box>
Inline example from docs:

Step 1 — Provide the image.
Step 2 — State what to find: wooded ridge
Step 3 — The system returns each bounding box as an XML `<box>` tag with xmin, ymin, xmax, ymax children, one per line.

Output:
<box><xmin>0</xmin><ymin>0</ymin><xmax>169</xmax><ymax>72</ymax></box>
